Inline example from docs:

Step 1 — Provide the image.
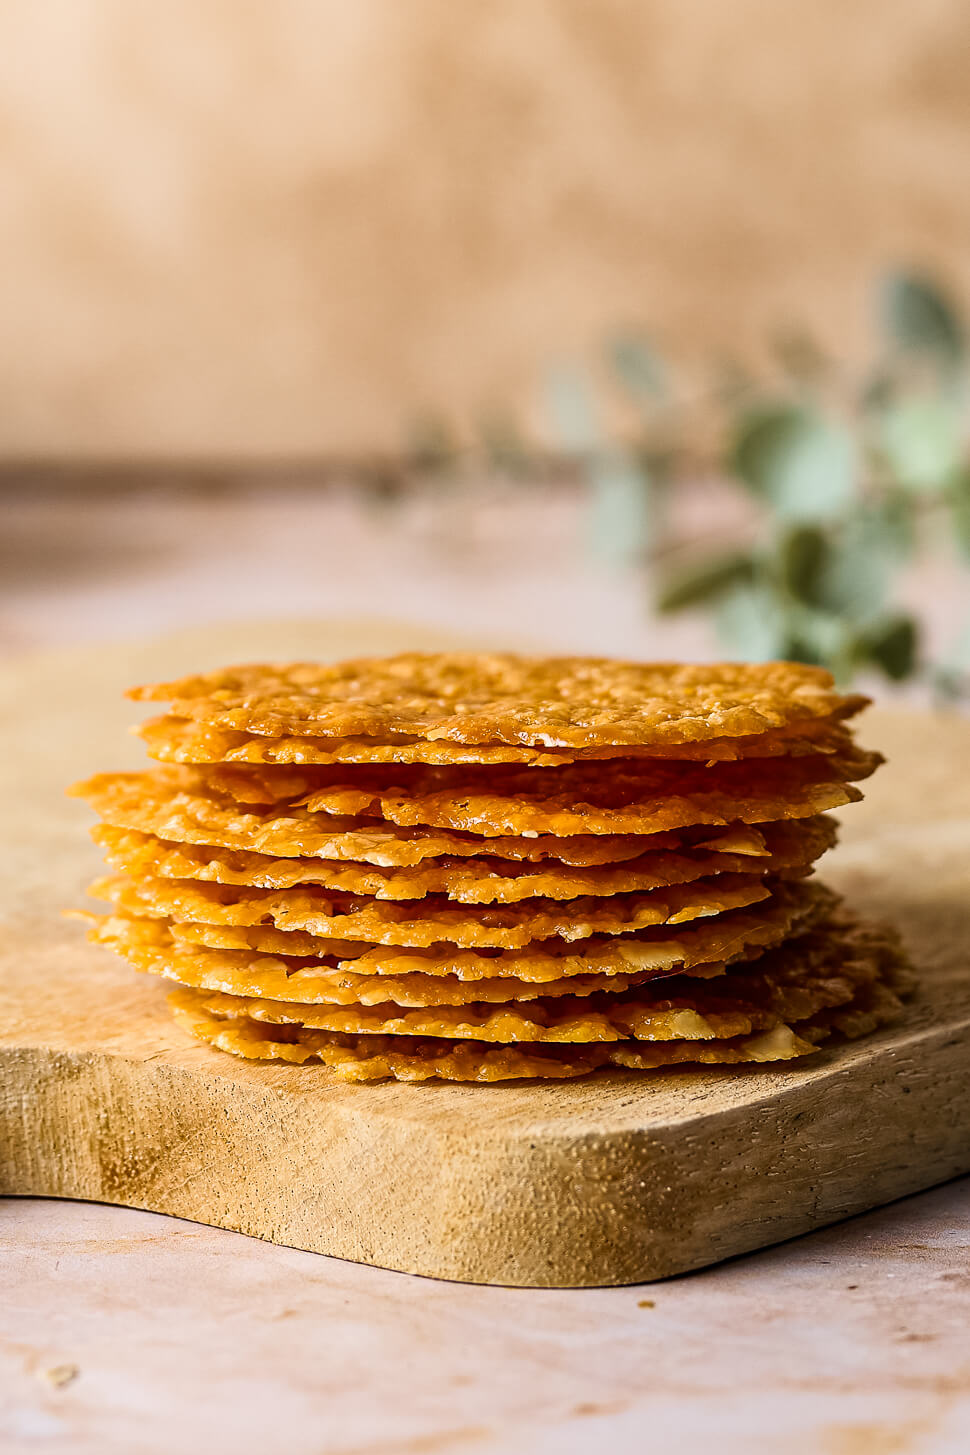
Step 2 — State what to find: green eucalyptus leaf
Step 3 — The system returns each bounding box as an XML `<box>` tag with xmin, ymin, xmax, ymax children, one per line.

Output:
<box><xmin>778</xmin><ymin>525</ymin><xmax>829</xmax><ymax>605</ymax></box>
<box><xmin>730</xmin><ymin>405</ymin><xmax>856</xmax><ymax>520</ymax></box>
<box><xmin>879</xmin><ymin>271</ymin><xmax>965</xmax><ymax>373</ymax></box>
<box><xmin>656</xmin><ymin>552</ymin><xmax>756</xmax><ymax>613</ymax></box>
<box><xmin>880</xmin><ymin>397</ymin><xmax>963</xmax><ymax>492</ymax></box>
<box><xmin>545</xmin><ymin>364</ymin><xmax>602</xmax><ymax>453</ymax></box>
<box><xmin>607</xmin><ymin>333</ymin><xmax>666</xmax><ymax>401</ymax></box>
<box><xmin>811</xmin><ymin>511</ymin><xmax>902</xmax><ymax>623</ymax></box>
<box><xmin>860</xmin><ymin>614</ymin><xmax>919</xmax><ymax>681</ymax></box>
<box><xmin>932</xmin><ymin>667</ymin><xmax>970</xmax><ymax>704</ymax></box>
<box><xmin>782</xmin><ymin>607</ymin><xmax>852</xmax><ymax>674</ymax></box>
<box><xmin>947</xmin><ymin>467</ymin><xmax>970</xmax><ymax>560</ymax></box>
<box><xmin>779</xmin><ymin>633</ymin><xmax>826</xmax><ymax>668</ymax></box>
<box><xmin>868</xmin><ymin>488</ymin><xmax>917</xmax><ymax>559</ymax></box>
<box><xmin>587</xmin><ymin>450</ymin><xmax>651</xmax><ymax>564</ymax></box>
<box><xmin>714</xmin><ymin>582</ymin><xmax>787</xmax><ymax>662</ymax></box>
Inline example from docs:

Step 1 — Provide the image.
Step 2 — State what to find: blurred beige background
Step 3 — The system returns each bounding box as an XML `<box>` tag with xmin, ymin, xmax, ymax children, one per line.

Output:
<box><xmin>2</xmin><ymin>0</ymin><xmax>970</xmax><ymax>458</ymax></box>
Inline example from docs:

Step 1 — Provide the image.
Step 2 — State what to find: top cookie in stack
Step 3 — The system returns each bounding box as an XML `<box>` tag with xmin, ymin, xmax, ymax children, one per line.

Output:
<box><xmin>71</xmin><ymin>654</ymin><xmax>912</xmax><ymax>1083</ymax></box>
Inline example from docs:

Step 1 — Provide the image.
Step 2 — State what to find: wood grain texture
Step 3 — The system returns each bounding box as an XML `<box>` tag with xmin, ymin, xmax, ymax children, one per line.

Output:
<box><xmin>2</xmin><ymin>623</ymin><xmax>969</xmax><ymax>1287</ymax></box>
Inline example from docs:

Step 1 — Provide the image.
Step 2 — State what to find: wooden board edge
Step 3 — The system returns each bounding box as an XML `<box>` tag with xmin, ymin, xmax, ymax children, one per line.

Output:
<box><xmin>3</xmin><ymin>1006</ymin><xmax>970</xmax><ymax>1288</ymax></box>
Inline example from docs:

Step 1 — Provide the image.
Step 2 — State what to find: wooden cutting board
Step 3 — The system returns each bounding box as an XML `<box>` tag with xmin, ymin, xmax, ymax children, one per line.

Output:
<box><xmin>2</xmin><ymin>621</ymin><xmax>969</xmax><ymax>1288</ymax></box>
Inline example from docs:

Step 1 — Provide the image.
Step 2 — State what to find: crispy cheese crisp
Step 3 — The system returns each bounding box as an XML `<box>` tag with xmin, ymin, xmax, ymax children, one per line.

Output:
<box><xmin>167</xmin><ymin>923</ymin><xmax>906</xmax><ymax>1080</ymax></box>
<box><xmin>91</xmin><ymin>880</ymin><xmax>832</xmax><ymax>984</ymax></box>
<box><xmin>291</xmin><ymin>770</ymin><xmax>859</xmax><ymax>838</ymax></box>
<box><xmin>90</xmin><ymin>871</ymin><xmax>774</xmax><ymax>948</ymax></box>
<box><xmin>202</xmin><ymin>744</ymin><xmax>879</xmax><ymax>806</ymax></box>
<box><xmin>139</xmin><ymin>713</ymin><xmax>858</xmax><ymax>767</ymax></box>
<box><xmin>81</xmin><ymin>912</ymin><xmax>729</xmax><ymax>1005</ymax></box>
<box><xmin>72</xmin><ymin>755</ymin><xmax>869</xmax><ymax>856</ymax></box>
<box><xmin>127</xmin><ymin>654</ymin><xmax>867</xmax><ymax>748</ymax></box>
<box><xmin>192</xmin><ymin>750</ymin><xmax>875</xmax><ymax>837</ymax></box>
<box><xmin>168</xmin><ymin>996</ymin><xmax>822</xmax><ymax>1080</ymax></box>
<box><xmin>70</xmin><ymin>771</ymin><xmax>776</xmax><ymax>867</ymax></box>
<box><xmin>71</xmin><ymin>650</ymin><xmax>900</xmax><ymax>1085</ymax></box>
<box><xmin>165</xmin><ymin>918</ymin><xmax>733</xmax><ymax>966</ymax></box>
<box><xmin>297</xmin><ymin>881</ymin><xmax>831</xmax><ymax>980</ymax></box>
<box><xmin>168</xmin><ymin>911</ymin><xmax>894</xmax><ymax>1045</ymax></box>
<box><xmin>92</xmin><ymin>816</ymin><xmax>832</xmax><ymax>902</ymax></box>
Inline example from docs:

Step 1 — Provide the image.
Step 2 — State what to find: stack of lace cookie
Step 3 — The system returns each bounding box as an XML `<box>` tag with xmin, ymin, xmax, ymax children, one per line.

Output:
<box><xmin>71</xmin><ymin>654</ymin><xmax>912</xmax><ymax>1083</ymax></box>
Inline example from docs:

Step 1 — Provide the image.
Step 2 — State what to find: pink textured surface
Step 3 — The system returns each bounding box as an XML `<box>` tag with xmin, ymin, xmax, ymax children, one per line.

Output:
<box><xmin>3</xmin><ymin>486</ymin><xmax>966</xmax><ymax>706</ymax></box>
<box><xmin>2</xmin><ymin>1188</ymin><xmax>968</xmax><ymax>1455</ymax></box>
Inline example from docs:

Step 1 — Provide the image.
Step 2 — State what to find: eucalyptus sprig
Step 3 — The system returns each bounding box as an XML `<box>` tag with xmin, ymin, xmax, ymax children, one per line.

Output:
<box><xmin>564</xmin><ymin>272</ymin><xmax>965</xmax><ymax>692</ymax></box>
<box><xmin>613</xmin><ymin>271</ymin><xmax>970</xmax><ymax>691</ymax></box>
<box><xmin>402</xmin><ymin>270</ymin><xmax>970</xmax><ymax>693</ymax></box>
